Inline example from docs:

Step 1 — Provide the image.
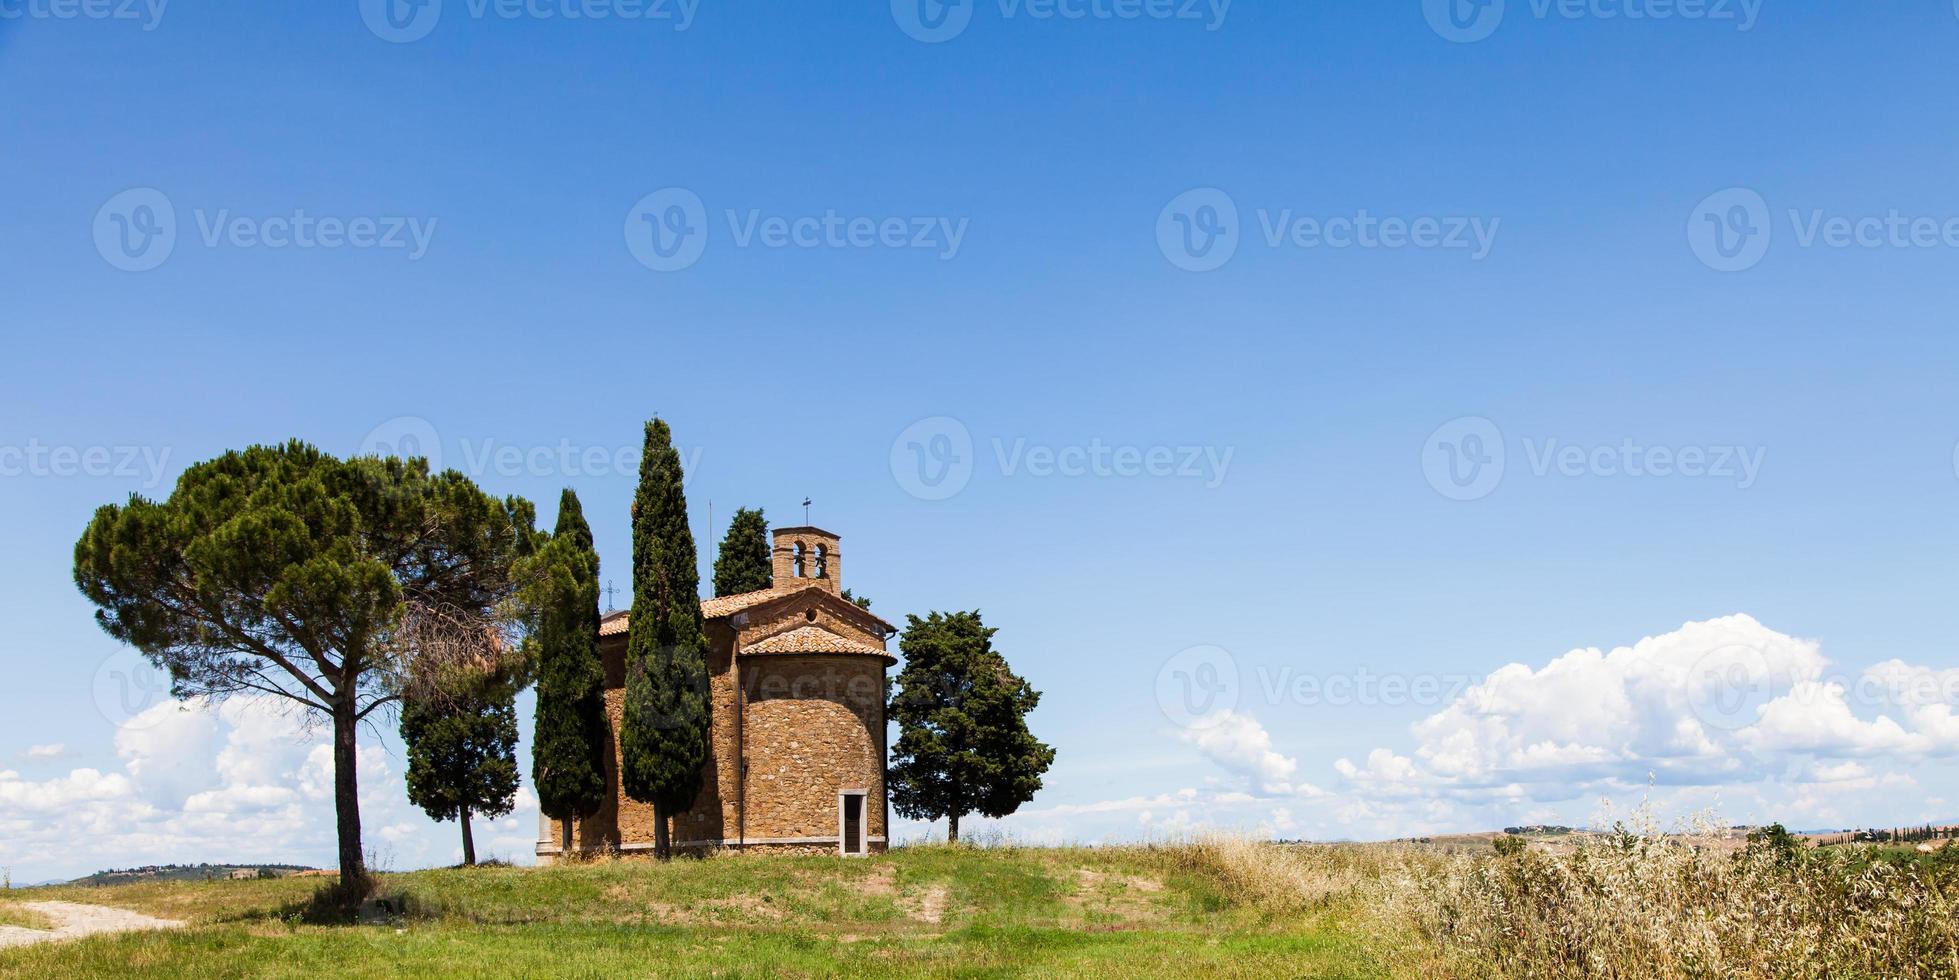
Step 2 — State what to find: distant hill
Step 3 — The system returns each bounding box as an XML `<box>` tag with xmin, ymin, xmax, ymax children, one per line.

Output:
<box><xmin>61</xmin><ymin>863</ymin><xmax>320</xmax><ymax>887</ymax></box>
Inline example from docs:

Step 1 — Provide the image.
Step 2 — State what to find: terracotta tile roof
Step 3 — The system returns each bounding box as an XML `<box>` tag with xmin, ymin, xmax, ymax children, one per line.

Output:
<box><xmin>699</xmin><ymin>587</ymin><xmax>798</xmax><ymax>620</ymax></box>
<box><xmin>599</xmin><ymin>610</ymin><xmax>630</xmax><ymax>637</ymax></box>
<box><xmin>600</xmin><ymin>588</ymin><xmax>782</xmax><ymax>637</ymax></box>
<box><xmin>599</xmin><ymin>585</ymin><xmax>897</xmax><ymax>639</ymax></box>
<box><xmin>743</xmin><ymin>625</ymin><xmax>888</xmax><ymax>657</ymax></box>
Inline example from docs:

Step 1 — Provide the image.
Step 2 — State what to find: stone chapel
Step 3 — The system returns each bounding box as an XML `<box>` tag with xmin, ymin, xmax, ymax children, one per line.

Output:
<box><xmin>536</xmin><ymin>526</ymin><xmax>895</xmax><ymax>860</ymax></box>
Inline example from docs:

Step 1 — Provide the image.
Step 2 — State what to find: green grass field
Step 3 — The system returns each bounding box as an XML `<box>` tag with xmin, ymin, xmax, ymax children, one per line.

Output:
<box><xmin>0</xmin><ymin>846</ymin><xmax>1383</xmax><ymax>978</ymax></box>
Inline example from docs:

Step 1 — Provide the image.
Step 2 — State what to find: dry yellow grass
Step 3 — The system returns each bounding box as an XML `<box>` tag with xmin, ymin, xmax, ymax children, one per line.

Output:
<box><xmin>0</xmin><ymin>903</ymin><xmax>55</xmax><ymax>932</ymax></box>
<box><xmin>1149</xmin><ymin>813</ymin><xmax>1959</xmax><ymax>979</ymax></box>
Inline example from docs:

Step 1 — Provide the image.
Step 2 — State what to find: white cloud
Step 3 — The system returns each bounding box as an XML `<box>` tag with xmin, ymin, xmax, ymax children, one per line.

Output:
<box><xmin>115</xmin><ymin>700</ymin><xmax>222</xmax><ymax>806</ymax></box>
<box><xmin>0</xmin><ymin>768</ymin><xmax>136</xmax><ymax>813</ymax></box>
<box><xmin>1334</xmin><ymin>749</ymin><xmax>1430</xmax><ymax>796</ymax></box>
<box><xmin>0</xmin><ymin>695</ymin><xmax>531</xmax><ymax>883</ymax></box>
<box><xmin>1740</xmin><ymin>681</ymin><xmax>1926</xmax><ymax>755</ymax></box>
<box><xmin>22</xmin><ymin>744</ymin><xmax>67</xmax><ymax>760</ymax></box>
<box><xmin>936</xmin><ymin>616</ymin><xmax>1959</xmax><ymax>847</ymax></box>
<box><xmin>1180</xmin><ymin>710</ymin><xmax>1302</xmax><ymax>795</ymax></box>
<box><xmin>1338</xmin><ymin>615</ymin><xmax>1959</xmax><ymax>809</ymax></box>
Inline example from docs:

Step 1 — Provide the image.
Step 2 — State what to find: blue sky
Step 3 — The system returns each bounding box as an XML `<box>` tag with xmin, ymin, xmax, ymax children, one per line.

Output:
<box><xmin>4</xmin><ymin>1</ymin><xmax>1959</xmax><ymax>880</ymax></box>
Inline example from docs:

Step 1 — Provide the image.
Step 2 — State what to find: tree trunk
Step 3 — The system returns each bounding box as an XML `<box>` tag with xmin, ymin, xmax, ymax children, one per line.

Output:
<box><xmin>331</xmin><ymin>697</ymin><xmax>368</xmax><ymax>902</ymax></box>
<box><xmin>460</xmin><ymin>807</ymin><xmax>476</xmax><ymax>867</ymax></box>
<box><xmin>947</xmin><ymin>811</ymin><xmax>960</xmax><ymax>844</ymax></box>
<box><xmin>654</xmin><ymin>802</ymin><xmax>671</xmax><ymax>860</ymax></box>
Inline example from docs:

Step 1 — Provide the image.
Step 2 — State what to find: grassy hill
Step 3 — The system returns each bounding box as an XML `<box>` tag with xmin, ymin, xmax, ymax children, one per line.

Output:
<box><xmin>0</xmin><ymin>844</ymin><xmax>1383</xmax><ymax>978</ymax></box>
<box><xmin>63</xmin><ymin>864</ymin><xmax>320</xmax><ymax>887</ymax></box>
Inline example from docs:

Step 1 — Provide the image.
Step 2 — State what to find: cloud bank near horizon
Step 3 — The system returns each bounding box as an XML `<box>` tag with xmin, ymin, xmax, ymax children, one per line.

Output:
<box><xmin>8</xmin><ymin>614</ymin><xmax>1959</xmax><ymax>878</ymax></box>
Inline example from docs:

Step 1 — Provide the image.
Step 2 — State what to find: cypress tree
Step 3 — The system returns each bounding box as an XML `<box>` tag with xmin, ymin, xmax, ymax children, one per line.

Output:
<box><xmin>888</xmin><ymin>610</ymin><xmax>1055</xmax><ymax>843</ymax></box>
<box><xmin>712</xmin><ymin>507</ymin><xmax>772</xmax><ymax>597</ymax></box>
<box><xmin>402</xmin><ymin>667</ymin><xmax>521</xmax><ymax>867</ymax></box>
<box><xmin>525</xmin><ymin>490</ymin><xmax>609</xmax><ymax>851</ymax></box>
<box><xmin>619</xmin><ymin>418</ymin><xmax>711</xmax><ymax>859</ymax></box>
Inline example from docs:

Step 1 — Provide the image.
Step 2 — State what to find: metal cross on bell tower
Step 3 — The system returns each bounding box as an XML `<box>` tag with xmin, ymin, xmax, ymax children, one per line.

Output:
<box><xmin>802</xmin><ymin>497</ymin><xmax>812</xmax><ymax>525</ymax></box>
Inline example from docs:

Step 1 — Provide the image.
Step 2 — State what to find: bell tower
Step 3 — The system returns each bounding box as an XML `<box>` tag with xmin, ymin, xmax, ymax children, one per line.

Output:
<box><xmin>772</xmin><ymin>526</ymin><xmax>841</xmax><ymax>594</ymax></box>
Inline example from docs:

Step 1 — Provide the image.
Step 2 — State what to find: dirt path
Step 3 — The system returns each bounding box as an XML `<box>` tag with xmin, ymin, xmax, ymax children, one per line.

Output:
<box><xmin>0</xmin><ymin>902</ymin><xmax>185</xmax><ymax>949</ymax></box>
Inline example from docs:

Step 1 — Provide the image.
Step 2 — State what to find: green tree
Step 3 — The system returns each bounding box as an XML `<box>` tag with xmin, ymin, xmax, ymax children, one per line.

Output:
<box><xmin>619</xmin><ymin>419</ymin><xmax>711</xmax><ymax>859</ymax></box>
<box><xmin>841</xmin><ymin>588</ymin><xmax>873</xmax><ymax>610</ymax></box>
<box><xmin>402</xmin><ymin>666</ymin><xmax>521</xmax><ymax>866</ymax></box>
<box><xmin>711</xmin><ymin>507</ymin><xmax>771</xmax><ymax>597</ymax></box>
<box><xmin>73</xmin><ymin>442</ymin><xmax>537</xmax><ymax>901</ymax></box>
<box><xmin>1746</xmin><ymin>823</ymin><xmax>1804</xmax><ymax>865</ymax></box>
<box><xmin>524</xmin><ymin>490</ymin><xmax>609</xmax><ymax>850</ymax></box>
<box><xmin>888</xmin><ymin>611</ymin><xmax>1054</xmax><ymax>843</ymax></box>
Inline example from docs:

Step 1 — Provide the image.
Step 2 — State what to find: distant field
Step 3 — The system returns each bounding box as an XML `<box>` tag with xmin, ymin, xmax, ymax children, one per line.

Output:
<box><xmin>0</xmin><ymin>845</ymin><xmax>1384</xmax><ymax>979</ymax></box>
